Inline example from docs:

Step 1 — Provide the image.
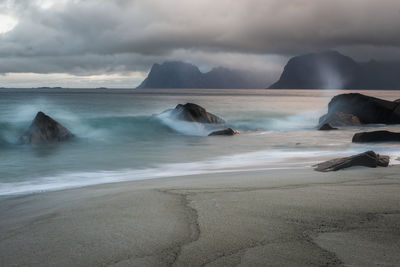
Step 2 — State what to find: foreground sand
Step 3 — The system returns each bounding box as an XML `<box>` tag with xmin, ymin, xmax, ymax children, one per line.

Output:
<box><xmin>1</xmin><ymin>166</ymin><xmax>399</xmax><ymax>266</ymax></box>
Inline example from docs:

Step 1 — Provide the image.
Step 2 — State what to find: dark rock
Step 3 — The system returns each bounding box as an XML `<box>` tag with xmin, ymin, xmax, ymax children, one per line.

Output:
<box><xmin>20</xmin><ymin>111</ymin><xmax>74</xmax><ymax>144</ymax></box>
<box><xmin>319</xmin><ymin>93</ymin><xmax>400</xmax><ymax>125</ymax></box>
<box><xmin>269</xmin><ymin>51</ymin><xmax>400</xmax><ymax>90</ymax></box>
<box><xmin>318</xmin><ymin>123</ymin><xmax>338</xmax><ymax>131</ymax></box>
<box><xmin>208</xmin><ymin>128</ymin><xmax>240</xmax><ymax>136</ymax></box>
<box><xmin>319</xmin><ymin>112</ymin><xmax>362</xmax><ymax>127</ymax></box>
<box><xmin>395</xmin><ymin>99</ymin><xmax>400</xmax><ymax>103</ymax></box>
<box><xmin>314</xmin><ymin>151</ymin><xmax>389</xmax><ymax>172</ymax></box>
<box><xmin>352</xmin><ymin>130</ymin><xmax>400</xmax><ymax>143</ymax></box>
<box><xmin>170</xmin><ymin>103</ymin><xmax>225</xmax><ymax>124</ymax></box>
<box><xmin>137</xmin><ymin>61</ymin><xmax>269</xmax><ymax>89</ymax></box>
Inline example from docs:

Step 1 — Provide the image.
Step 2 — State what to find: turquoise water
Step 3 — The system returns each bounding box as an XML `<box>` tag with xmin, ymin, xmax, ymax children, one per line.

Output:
<box><xmin>1</xmin><ymin>89</ymin><xmax>400</xmax><ymax>196</ymax></box>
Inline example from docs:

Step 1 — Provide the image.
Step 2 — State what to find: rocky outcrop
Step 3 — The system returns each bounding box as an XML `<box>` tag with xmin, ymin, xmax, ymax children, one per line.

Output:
<box><xmin>269</xmin><ymin>51</ymin><xmax>361</xmax><ymax>89</ymax></box>
<box><xmin>137</xmin><ymin>61</ymin><xmax>269</xmax><ymax>89</ymax></box>
<box><xmin>170</xmin><ymin>103</ymin><xmax>225</xmax><ymax>124</ymax></box>
<box><xmin>319</xmin><ymin>93</ymin><xmax>400</xmax><ymax>126</ymax></box>
<box><xmin>269</xmin><ymin>51</ymin><xmax>400</xmax><ymax>90</ymax></box>
<box><xmin>352</xmin><ymin>131</ymin><xmax>400</xmax><ymax>143</ymax></box>
<box><xmin>208</xmin><ymin>128</ymin><xmax>240</xmax><ymax>136</ymax></box>
<box><xmin>318</xmin><ymin>123</ymin><xmax>338</xmax><ymax>131</ymax></box>
<box><xmin>314</xmin><ymin>151</ymin><xmax>389</xmax><ymax>172</ymax></box>
<box><xmin>20</xmin><ymin>111</ymin><xmax>74</xmax><ymax>144</ymax></box>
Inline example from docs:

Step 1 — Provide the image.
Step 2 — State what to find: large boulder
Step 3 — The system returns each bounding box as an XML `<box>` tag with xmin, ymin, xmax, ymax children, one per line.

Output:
<box><xmin>20</xmin><ymin>111</ymin><xmax>74</xmax><ymax>144</ymax></box>
<box><xmin>319</xmin><ymin>93</ymin><xmax>400</xmax><ymax>126</ymax></box>
<box><xmin>352</xmin><ymin>130</ymin><xmax>400</xmax><ymax>143</ymax></box>
<box><xmin>314</xmin><ymin>151</ymin><xmax>389</xmax><ymax>172</ymax></box>
<box><xmin>208</xmin><ymin>128</ymin><xmax>240</xmax><ymax>136</ymax></box>
<box><xmin>169</xmin><ymin>103</ymin><xmax>225</xmax><ymax>124</ymax></box>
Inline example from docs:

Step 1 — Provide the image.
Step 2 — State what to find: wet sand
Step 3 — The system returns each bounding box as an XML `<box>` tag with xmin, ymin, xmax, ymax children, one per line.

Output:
<box><xmin>0</xmin><ymin>166</ymin><xmax>399</xmax><ymax>266</ymax></box>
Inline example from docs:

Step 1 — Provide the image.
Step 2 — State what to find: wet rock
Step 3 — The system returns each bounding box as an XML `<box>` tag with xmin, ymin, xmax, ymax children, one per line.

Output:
<box><xmin>208</xmin><ymin>128</ymin><xmax>240</xmax><ymax>136</ymax></box>
<box><xmin>169</xmin><ymin>103</ymin><xmax>225</xmax><ymax>124</ymax></box>
<box><xmin>20</xmin><ymin>111</ymin><xmax>74</xmax><ymax>144</ymax></box>
<box><xmin>319</xmin><ymin>112</ymin><xmax>361</xmax><ymax>127</ymax></box>
<box><xmin>319</xmin><ymin>93</ymin><xmax>400</xmax><ymax>126</ymax></box>
<box><xmin>352</xmin><ymin>130</ymin><xmax>400</xmax><ymax>143</ymax></box>
<box><xmin>314</xmin><ymin>151</ymin><xmax>389</xmax><ymax>172</ymax></box>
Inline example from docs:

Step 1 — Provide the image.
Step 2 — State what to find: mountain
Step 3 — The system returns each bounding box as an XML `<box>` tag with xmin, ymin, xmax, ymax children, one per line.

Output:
<box><xmin>269</xmin><ymin>51</ymin><xmax>400</xmax><ymax>89</ymax></box>
<box><xmin>137</xmin><ymin>61</ymin><xmax>268</xmax><ymax>89</ymax></box>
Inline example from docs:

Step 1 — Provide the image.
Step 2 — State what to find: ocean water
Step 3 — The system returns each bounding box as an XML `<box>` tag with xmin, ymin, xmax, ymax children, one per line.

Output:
<box><xmin>1</xmin><ymin>88</ymin><xmax>400</xmax><ymax>196</ymax></box>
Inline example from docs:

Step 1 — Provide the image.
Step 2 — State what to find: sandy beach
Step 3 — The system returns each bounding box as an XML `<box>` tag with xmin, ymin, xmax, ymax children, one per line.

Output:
<box><xmin>1</xmin><ymin>166</ymin><xmax>399</xmax><ymax>266</ymax></box>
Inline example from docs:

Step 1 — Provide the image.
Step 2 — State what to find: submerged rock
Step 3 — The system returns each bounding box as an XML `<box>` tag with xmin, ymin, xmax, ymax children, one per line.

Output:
<box><xmin>318</xmin><ymin>123</ymin><xmax>338</xmax><ymax>131</ymax></box>
<box><xmin>314</xmin><ymin>151</ymin><xmax>389</xmax><ymax>172</ymax></box>
<box><xmin>208</xmin><ymin>128</ymin><xmax>240</xmax><ymax>136</ymax></box>
<box><xmin>169</xmin><ymin>103</ymin><xmax>225</xmax><ymax>124</ymax></box>
<box><xmin>352</xmin><ymin>130</ymin><xmax>400</xmax><ymax>143</ymax></box>
<box><xmin>319</xmin><ymin>93</ymin><xmax>400</xmax><ymax>126</ymax></box>
<box><xmin>20</xmin><ymin>111</ymin><xmax>74</xmax><ymax>144</ymax></box>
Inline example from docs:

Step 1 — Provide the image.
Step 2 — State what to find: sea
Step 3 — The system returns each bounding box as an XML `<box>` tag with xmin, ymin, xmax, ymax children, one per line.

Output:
<box><xmin>1</xmin><ymin>88</ymin><xmax>400</xmax><ymax>197</ymax></box>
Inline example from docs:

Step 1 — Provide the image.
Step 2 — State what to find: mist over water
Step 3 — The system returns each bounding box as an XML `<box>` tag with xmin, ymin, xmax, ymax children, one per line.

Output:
<box><xmin>1</xmin><ymin>89</ymin><xmax>400</xmax><ymax>196</ymax></box>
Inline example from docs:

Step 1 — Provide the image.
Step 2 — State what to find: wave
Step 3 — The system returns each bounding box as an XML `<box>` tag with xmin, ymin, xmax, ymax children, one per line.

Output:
<box><xmin>0</xmin><ymin>99</ymin><xmax>324</xmax><ymax>146</ymax></box>
<box><xmin>231</xmin><ymin>111</ymin><xmax>320</xmax><ymax>131</ymax></box>
<box><xmin>156</xmin><ymin>109</ymin><xmax>226</xmax><ymax>136</ymax></box>
<box><xmin>2</xmin><ymin>147</ymin><xmax>399</xmax><ymax>196</ymax></box>
<box><xmin>0</xmin><ymin>113</ymin><xmax>229</xmax><ymax>145</ymax></box>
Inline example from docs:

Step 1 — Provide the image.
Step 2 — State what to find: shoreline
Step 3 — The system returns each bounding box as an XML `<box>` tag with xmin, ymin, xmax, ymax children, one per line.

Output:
<box><xmin>1</xmin><ymin>166</ymin><xmax>399</xmax><ymax>266</ymax></box>
<box><xmin>3</xmin><ymin>144</ymin><xmax>400</xmax><ymax>198</ymax></box>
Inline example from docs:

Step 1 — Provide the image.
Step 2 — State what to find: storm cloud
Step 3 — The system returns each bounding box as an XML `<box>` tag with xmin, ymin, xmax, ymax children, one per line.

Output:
<box><xmin>0</xmin><ymin>0</ymin><xmax>400</xmax><ymax>87</ymax></box>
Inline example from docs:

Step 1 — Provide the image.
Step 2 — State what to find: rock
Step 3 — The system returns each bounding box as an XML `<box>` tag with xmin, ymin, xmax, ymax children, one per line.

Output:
<box><xmin>318</xmin><ymin>123</ymin><xmax>338</xmax><ymax>131</ymax></box>
<box><xmin>352</xmin><ymin>130</ymin><xmax>400</xmax><ymax>143</ymax></box>
<box><xmin>20</xmin><ymin>111</ymin><xmax>74</xmax><ymax>144</ymax></box>
<box><xmin>314</xmin><ymin>151</ymin><xmax>389</xmax><ymax>172</ymax></box>
<box><xmin>208</xmin><ymin>128</ymin><xmax>240</xmax><ymax>136</ymax></box>
<box><xmin>170</xmin><ymin>103</ymin><xmax>225</xmax><ymax>124</ymax></box>
<box><xmin>395</xmin><ymin>99</ymin><xmax>400</xmax><ymax>103</ymax></box>
<box><xmin>319</xmin><ymin>112</ymin><xmax>361</xmax><ymax>127</ymax></box>
<box><xmin>319</xmin><ymin>93</ymin><xmax>400</xmax><ymax>125</ymax></box>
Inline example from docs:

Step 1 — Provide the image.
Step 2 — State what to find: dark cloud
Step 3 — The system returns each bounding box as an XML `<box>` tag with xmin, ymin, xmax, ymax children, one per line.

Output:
<box><xmin>0</xmin><ymin>0</ymin><xmax>399</xmax><ymax>86</ymax></box>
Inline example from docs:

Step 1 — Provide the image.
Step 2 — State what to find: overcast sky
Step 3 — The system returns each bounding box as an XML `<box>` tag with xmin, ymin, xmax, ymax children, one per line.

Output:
<box><xmin>0</xmin><ymin>0</ymin><xmax>400</xmax><ymax>88</ymax></box>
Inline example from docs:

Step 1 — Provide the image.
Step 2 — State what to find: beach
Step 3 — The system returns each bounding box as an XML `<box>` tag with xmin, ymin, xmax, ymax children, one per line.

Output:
<box><xmin>3</xmin><ymin>1</ymin><xmax>400</xmax><ymax>266</ymax></box>
<box><xmin>1</xmin><ymin>166</ymin><xmax>399</xmax><ymax>266</ymax></box>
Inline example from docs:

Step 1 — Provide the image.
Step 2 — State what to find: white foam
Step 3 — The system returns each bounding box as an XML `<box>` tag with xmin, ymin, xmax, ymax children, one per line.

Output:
<box><xmin>3</xmin><ymin>148</ymin><xmax>399</xmax><ymax>196</ymax></box>
<box><xmin>156</xmin><ymin>109</ymin><xmax>214</xmax><ymax>136</ymax></box>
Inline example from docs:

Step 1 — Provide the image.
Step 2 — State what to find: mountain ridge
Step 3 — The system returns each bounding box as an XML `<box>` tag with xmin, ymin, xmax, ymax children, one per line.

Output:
<box><xmin>269</xmin><ymin>51</ymin><xmax>400</xmax><ymax>89</ymax></box>
<box><xmin>137</xmin><ymin>61</ymin><xmax>269</xmax><ymax>89</ymax></box>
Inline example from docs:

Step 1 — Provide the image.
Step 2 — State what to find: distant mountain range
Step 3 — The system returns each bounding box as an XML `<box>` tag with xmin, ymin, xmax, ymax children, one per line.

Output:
<box><xmin>269</xmin><ymin>51</ymin><xmax>400</xmax><ymax>89</ymax></box>
<box><xmin>138</xmin><ymin>52</ymin><xmax>400</xmax><ymax>90</ymax></box>
<box><xmin>137</xmin><ymin>61</ymin><xmax>269</xmax><ymax>89</ymax></box>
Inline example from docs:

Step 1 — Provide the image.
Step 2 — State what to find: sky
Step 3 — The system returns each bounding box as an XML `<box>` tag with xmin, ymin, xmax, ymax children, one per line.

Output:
<box><xmin>0</xmin><ymin>0</ymin><xmax>400</xmax><ymax>88</ymax></box>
